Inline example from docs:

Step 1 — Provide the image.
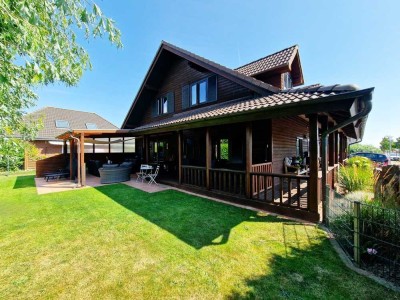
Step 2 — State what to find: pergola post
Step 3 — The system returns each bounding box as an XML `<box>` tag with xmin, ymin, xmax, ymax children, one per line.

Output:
<box><xmin>319</xmin><ymin>115</ymin><xmax>328</xmax><ymax>173</ymax></box>
<box><xmin>69</xmin><ymin>138</ymin><xmax>74</xmax><ymax>180</ymax></box>
<box><xmin>80</xmin><ymin>133</ymin><xmax>85</xmax><ymax>186</ymax></box>
<box><xmin>144</xmin><ymin>135</ymin><xmax>149</xmax><ymax>163</ymax></box>
<box><xmin>206</xmin><ymin>128</ymin><xmax>211</xmax><ymax>190</ymax></box>
<box><xmin>308</xmin><ymin>114</ymin><xmax>319</xmax><ymax>214</ymax></box>
<box><xmin>178</xmin><ymin>131</ymin><xmax>182</xmax><ymax>185</ymax></box>
<box><xmin>245</xmin><ymin>123</ymin><xmax>252</xmax><ymax>198</ymax></box>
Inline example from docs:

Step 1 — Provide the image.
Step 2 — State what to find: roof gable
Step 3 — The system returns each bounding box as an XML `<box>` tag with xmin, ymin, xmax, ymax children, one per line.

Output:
<box><xmin>122</xmin><ymin>41</ymin><xmax>279</xmax><ymax>129</ymax></box>
<box><xmin>27</xmin><ymin>107</ymin><xmax>118</xmax><ymax>140</ymax></box>
<box><xmin>235</xmin><ymin>45</ymin><xmax>304</xmax><ymax>86</ymax></box>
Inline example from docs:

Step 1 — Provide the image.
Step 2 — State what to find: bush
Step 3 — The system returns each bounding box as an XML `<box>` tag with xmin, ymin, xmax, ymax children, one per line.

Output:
<box><xmin>339</xmin><ymin>156</ymin><xmax>374</xmax><ymax>193</ymax></box>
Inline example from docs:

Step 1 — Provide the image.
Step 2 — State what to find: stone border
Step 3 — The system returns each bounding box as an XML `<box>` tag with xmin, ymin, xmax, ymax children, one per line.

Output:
<box><xmin>320</xmin><ymin>225</ymin><xmax>400</xmax><ymax>292</ymax></box>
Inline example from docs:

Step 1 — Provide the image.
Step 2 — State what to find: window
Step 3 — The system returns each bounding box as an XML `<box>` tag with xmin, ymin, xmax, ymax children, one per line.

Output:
<box><xmin>283</xmin><ymin>72</ymin><xmax>292</xmax><ymax>89</ymax></box>
<box><xmin>220</xmin><ymin>139</ymin><xmax>229</xmax><ymax>160</ymax></box>
<box><xmin>187</xmin><ymin>75</ymin><xmax>217</xmax><ymax>107</ymax></box>
<box><xmin>110</xmin><ymin>138</ymin><xmax>123</xmax><ymax>153</ymax></box>
<box><xmin>85</xmin><ymin>123</ymin><xmax>97</xmax><ymax>129</ymax></box>
<box><xmin>124</xmin><ymin>138</ymin><xmax>135</xmax><ymax>153</ymax></box>
<box><xmin>152</xmin><ymin>92</ymin><xmax>174</xmax><ymax>117</ymax></box>
<box><xmin>55</xmin><ymin>120</ymin><xmax>70</xmax><ymax>128</ymax></box>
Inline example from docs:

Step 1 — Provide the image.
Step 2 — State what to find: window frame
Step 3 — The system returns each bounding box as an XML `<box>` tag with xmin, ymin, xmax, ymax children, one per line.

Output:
<box><xmin>190</xmin><ymin>78</ymin><xmax>209</xmax><ymax>107</ymax></box>
<box><xmin>283</xmin><ymin>72</ymin><xmax>293</xmax><ymax>90</ymax></box>
<box><xmin>55</xmin><ymin>120</ymin><xmax>70</xmax><ymax>129</ymax></box>
<box><xmin>156</xmin><ymin>95</ymin><xmax>168</xmax><ymax>115</ymax></box>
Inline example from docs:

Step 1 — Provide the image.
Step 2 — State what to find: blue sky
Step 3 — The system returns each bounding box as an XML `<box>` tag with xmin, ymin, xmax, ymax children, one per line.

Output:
<box><xmin>34</xmin><ymin>0</ymin><xmax>400</xmax><ymax>147</ymax></box>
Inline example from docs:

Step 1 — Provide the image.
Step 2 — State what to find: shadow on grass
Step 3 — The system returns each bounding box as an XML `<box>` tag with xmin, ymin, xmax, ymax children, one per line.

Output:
<box><xmin>13</xmin><ymin>175</ymin><xmax>36</xmax><ymax>189</ymax></box>
<box><xmin>95</xmin><ymin>184</ymin><xmax>285</xmax><ymax>249</ymax></box>
<box><xmin>226</xmin><ymin>223</ymin><xmax>398</xmax><ymax>299</ymax></box>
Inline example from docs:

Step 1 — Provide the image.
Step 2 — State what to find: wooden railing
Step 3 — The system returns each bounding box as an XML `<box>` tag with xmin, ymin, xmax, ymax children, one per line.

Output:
<box><xmin>210</xmin><ymin>168</ymin><xmax>246</xmax><ymax>196</ymax></box>
<box><xmin>182</xmin><ymin>165</ymin><xmax>206</xmax><ymax>188</ymax></box>
<box><xmin>251</xmin><ymin>162</ymin><xmax>273</xmax><ymax>196</ymax></box>
<box><xmin>250</xmin><ymin>172</ymin><xmax>310</xmax><ymax>210</ymax></box>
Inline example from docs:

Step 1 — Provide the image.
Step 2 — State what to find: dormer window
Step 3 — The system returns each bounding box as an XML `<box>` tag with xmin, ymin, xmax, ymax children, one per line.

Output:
<box><xmin>55</xmin><ymin>120</ymin><xmax>70</xmax><ymax>128</ymax></box>
<box><xmin>283</xmin><ymin>72</ymin><xmax>293</xmax><ymax>89</ymax></box>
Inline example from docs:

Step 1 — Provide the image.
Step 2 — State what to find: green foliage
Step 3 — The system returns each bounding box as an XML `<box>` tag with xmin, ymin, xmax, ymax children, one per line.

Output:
<box><xmin>0</xmin><ymin>138</ymin><xmax>25</xmax><ymax>171</ymax></box>
<box><xmin>0</xmin><ymin>0</ymin><xmax>122</xmax><ymax>147</ymax></box>
<box><xmin>339</xmin><ymin>156</ymin><xmax>374</xmax><ymax>192</ymax></box>
<box><xmin>349</xmin><ymin>143</ymin><xmax>382</xmax><ymax>154</ymax></box>
<box><xmin>220</xmin><ymin>139</ymin><xmax>229</xmax><ymax>160</ymax></box>
<box><xmin>380</xmin><ymin>136</ymin><xmax>391</xmax><ymax>152</ymax></box>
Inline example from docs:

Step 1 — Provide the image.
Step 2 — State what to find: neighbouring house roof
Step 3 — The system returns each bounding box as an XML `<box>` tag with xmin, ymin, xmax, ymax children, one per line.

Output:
<box><xmin>129</xmin><ymin>84</ymin><xmax>374</xmax><ymax>138</ymax></box>
<box><xmin>235</xmin><ymin>45</ymin><xmax>298</xmax><ymax>76</ymax></box>
<box><xmin>26</xmin><ymin>107</ymin><xmax>118</xmax><ymax>140</ymax></box>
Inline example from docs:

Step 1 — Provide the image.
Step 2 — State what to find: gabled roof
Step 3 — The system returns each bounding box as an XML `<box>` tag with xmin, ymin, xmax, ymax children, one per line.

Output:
<box><xmin>129</xmin><ymin>84</ymin><xmax>374</xmax><ymax>138</ymax></box>
<box><xmin>26</xmin><ymin>107</ymin><xmax>118</xmax><ymax>140</ymax></box>
<box><xmin>235</xmin><ymin>45</ymin><xmax>298</xmax><ymax>76</ymax></box>
<box><xmin>122</xmin><ymin>41</ymin><xmax>280</xmax><ymax>128</ymax></box>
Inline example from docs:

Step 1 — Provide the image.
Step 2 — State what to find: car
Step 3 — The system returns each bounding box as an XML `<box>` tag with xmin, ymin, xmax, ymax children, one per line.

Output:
<box><xmin>390</xmin><ymin>155</ymin><xmax>399</xmax><ymax>161</ymax></box>
<box><xmin>351</xmin><ymin>152</ymin><xmax>390</xmax><ymax>167</ymax></box>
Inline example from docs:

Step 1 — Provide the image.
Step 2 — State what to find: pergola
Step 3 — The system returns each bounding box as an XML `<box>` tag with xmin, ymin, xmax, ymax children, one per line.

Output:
<box><xmin>57</xmin><ymin>129</ymin><xmax>136</xmax><ymax>186</ymax></box>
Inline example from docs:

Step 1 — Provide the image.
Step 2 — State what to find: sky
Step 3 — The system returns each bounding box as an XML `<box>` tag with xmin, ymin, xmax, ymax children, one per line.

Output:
<box><xmin>33</xmin><ymin>0</ymin><xmax>400</xmax><ymax>147</ymax></box>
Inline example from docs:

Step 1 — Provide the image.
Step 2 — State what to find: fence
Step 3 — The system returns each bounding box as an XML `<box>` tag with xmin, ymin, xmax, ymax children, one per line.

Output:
<box><xmin>325</xmin><ymin>187</ymin><xmax>400</xmax><ymax>286</ymax></box>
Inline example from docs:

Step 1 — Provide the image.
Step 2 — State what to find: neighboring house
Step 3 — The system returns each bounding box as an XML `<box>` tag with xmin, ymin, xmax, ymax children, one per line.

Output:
<box><xmin>59</xmin><ymin>41</ymin><xmax>374</xmax><ymax>221</ymax></box>
<box><xmin>25</xmin><ymin>107</ymin><xmax>118</xmax><ymax>169</ymax></box>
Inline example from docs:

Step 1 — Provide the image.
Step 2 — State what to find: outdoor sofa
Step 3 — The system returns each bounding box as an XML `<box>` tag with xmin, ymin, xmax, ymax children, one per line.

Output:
<box><xmin>98</xmin><ymin>162</ymin><xmax>133</xmax><ymax>184</ymax></box>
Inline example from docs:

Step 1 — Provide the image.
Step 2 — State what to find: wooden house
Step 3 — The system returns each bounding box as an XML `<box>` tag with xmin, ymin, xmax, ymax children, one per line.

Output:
<box><xmin>58</xmin><ymin>41</ymin><xmax>374</xmax><ymax>221</ymax></box>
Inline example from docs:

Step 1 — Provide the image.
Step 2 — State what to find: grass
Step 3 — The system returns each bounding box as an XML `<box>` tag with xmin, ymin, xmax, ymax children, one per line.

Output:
<box><xmin>0</xmin><ymin>175</ymin><xmax>398</xmax><ymax>299</ymax></box>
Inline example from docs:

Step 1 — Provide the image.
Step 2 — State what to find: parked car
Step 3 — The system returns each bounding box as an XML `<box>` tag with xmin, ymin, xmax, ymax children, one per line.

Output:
<box><xmin>390</xmin><ymin>155</ymin><xmax>399</xmax><ymax>161</ymax></box>
<box><xmin>350</xmin><ymin>152</ymin><xmax>390</xmax><ymax>167</ymax></box>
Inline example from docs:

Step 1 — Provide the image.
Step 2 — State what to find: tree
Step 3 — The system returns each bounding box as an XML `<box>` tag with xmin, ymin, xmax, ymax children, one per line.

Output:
<box><xmin>349</xmin><ymin>143</ymin><xmax>382</xmax><ymax>154</ymax></box>
<box><xmin>0</xmin><ymin>0</ymin><xmax>121</xmax><ymax>169</ymax></box>
<box><xmin>380</xmin><ymin>136</ymin><xmax>391</xmax><ymax>152</ymax></box>
<box><xmin>395</xmin><ymin>137</ymin><xmax>400</xmax><ymax>150</ymax></box>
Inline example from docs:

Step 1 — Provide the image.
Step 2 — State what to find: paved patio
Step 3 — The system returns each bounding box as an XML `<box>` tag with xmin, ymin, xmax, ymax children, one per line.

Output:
<box><xmin>35</xmin><ymin>174</ymin><xmax>172</xmax><ymax>195</ymax></box>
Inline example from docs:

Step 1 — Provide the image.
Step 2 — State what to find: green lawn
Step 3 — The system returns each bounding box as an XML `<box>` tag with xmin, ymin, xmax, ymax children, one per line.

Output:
<box><xmin>0</xmin><ymin>174</ymin><xmax>398</xmax><ymax>299</ymax></box>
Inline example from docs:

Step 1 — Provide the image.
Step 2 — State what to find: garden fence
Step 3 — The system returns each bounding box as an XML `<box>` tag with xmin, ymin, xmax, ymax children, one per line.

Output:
<box><xmin>325</xmin><ymin>187</ymin><xmax>400</xmax><ymax>286</ymax></box>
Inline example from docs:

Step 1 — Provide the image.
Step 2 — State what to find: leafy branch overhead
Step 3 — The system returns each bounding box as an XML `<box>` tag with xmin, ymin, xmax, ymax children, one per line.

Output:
<box><xmin>0</xmin><ymin>0</ymin><xmax>122</xmax><ymax>142</ymax></box>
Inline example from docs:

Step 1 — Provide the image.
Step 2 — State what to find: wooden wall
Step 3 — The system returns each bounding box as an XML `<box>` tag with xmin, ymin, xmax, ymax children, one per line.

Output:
<box><xmin>271</xmin><ymin>116</ymin><xmax>309</xmax><ymax>173</ymax></box>
<box><xmin>140</xmin><ymin>57</ymin><xmax>254</xmax><ymax>125</ymax></box>
<box><xmin>36</xmin><ymin>154</ymin><xmax>67</xmax><ymax>177</ymax></box>
<box><xmin>25</xmin><ymin>141</ymin><xmax>62</xmax><ymax>170</ymax></box>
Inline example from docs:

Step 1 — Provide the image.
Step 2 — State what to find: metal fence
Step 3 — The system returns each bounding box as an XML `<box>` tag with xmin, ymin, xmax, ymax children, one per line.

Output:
<box><xmin>325</xmin><ymin>187</ymin><xmax>400</xmax><ymax>286</ymax></box>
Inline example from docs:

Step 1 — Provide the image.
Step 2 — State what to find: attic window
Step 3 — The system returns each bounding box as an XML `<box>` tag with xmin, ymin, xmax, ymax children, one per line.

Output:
<box><xmin>86</xmin><ymin>123</ymin><xmax>98</xmax><ymax>129</ymax></box>
<box><xmin>55</xmin><ymin>120</ymin><xmax>70</xmax><ymax>128</ymax></box>
<box><xmin>283</xmin><ymin>72</ymin><xmax>292</xmax><ymax>89</ymax></box>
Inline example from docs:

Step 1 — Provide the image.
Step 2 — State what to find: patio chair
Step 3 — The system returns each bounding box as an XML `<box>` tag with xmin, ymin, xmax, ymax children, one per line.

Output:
<box><xmin>147</xmin><ymin>165</ymin><xmax>160</xmax><ymax>185</ymax></box>
<box><xmin>136</xmin><ymin>164</ymin><xmax>150</xmax><ymax>182</ymax></box>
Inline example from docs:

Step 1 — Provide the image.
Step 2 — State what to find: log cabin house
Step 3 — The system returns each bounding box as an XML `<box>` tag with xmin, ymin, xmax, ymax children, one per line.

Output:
<box><xmin>56</xmin><ymin>41</ymin><xmax>374</xmax><ymax>222</ymax></box>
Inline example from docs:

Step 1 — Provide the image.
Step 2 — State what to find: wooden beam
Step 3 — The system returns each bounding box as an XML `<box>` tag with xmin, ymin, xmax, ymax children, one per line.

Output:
<box><xmin>178</xmin><ymin>131</ymin><xmax>182</xmax><ymax>184</ymax></box>
<box><xmin>334</xmin><ymin>131</ymin><xmax>339</xmax><ymax>164</ymax></box>
<box><xmin>328</xmin><ymin>122</ymin><xmax>335</xmax><ymax>167</ymax></box>
<box><xmin>319</xmin><ymin>115</ymin><xmax>328</xmax><ymax>177</ymax></box>
<box><xmin>206</xmin><ymin>128</ymin><xmax>211</xmax><ymax>190</ymax></box>
<box><xmin>245</xmin><ymin>123</ymin><xmax>253</xmax><ymax>198</ymax></box>
<box><xmin>69</xmin><ymin>138</ymin><xmax>74</xmax><ymax>180</ymax></box>
<box><xmin>80</xmin><ymin>133</ymin><xmax>85</xmax><ymax>186</ymax></box>
<box><xmin>308</xmin><ymin>114</ymin><xmax>319</xmax><ymax>214</ymax></box>
<box><xmin>144</xmin><ymin>135</ymin><xmax>149</xmax><ymax>163</ymax></box>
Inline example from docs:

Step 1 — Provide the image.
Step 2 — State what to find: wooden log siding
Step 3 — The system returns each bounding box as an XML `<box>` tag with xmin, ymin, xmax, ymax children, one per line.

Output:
<box><xmin>250</xmin><ymin>172</ymin><xmax>310</xmax><ymax>211</ymax></box>
<box><xmin>271</xmin><ymin>116</ymin><xmax>309</xmax><ymax>174</ymax></box>
<box><xmin>140</xmin><ymin>58</ymin><xmax>254</xmax><ymax>126</ymax></box>
<box><xmin>251</xmin><ymin>162</ymin><xmax>273</xmax><ymax>196</ymax></box>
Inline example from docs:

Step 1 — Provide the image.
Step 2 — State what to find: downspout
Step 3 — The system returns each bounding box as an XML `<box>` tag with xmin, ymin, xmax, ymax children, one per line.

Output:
<box><xmin>70</xmin><ymin>135</ymin><xmax>81</xmax><ymax>187</ymax></box>
<box><xmin>321</xmin><ymin>95</ymin><xmax>372</xmax><ymax>223</ymax></box>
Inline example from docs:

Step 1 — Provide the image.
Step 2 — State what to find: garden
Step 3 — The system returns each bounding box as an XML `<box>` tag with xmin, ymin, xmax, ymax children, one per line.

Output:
<box><xmin>326</xmin><ymin>156</ymin><xmax>400</xmax><ymax>287</ymax></box>
<box><xmin>1</xmin><ymin>172</ymin><xmax>398</xmax><ymax>298</ymax></box>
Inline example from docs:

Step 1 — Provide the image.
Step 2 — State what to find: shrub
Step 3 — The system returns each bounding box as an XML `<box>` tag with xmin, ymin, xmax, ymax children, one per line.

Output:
<box><xmin>339</xmin><ymin>156</ymin><xmax>374</xmax><ymax>193</ymax></box>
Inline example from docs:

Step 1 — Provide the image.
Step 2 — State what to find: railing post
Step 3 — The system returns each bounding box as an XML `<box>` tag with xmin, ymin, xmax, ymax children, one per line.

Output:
<box><xmin>353</xmin><ymin>201</ymin><xmax>361</xmax><ymax>267</ymax></box>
